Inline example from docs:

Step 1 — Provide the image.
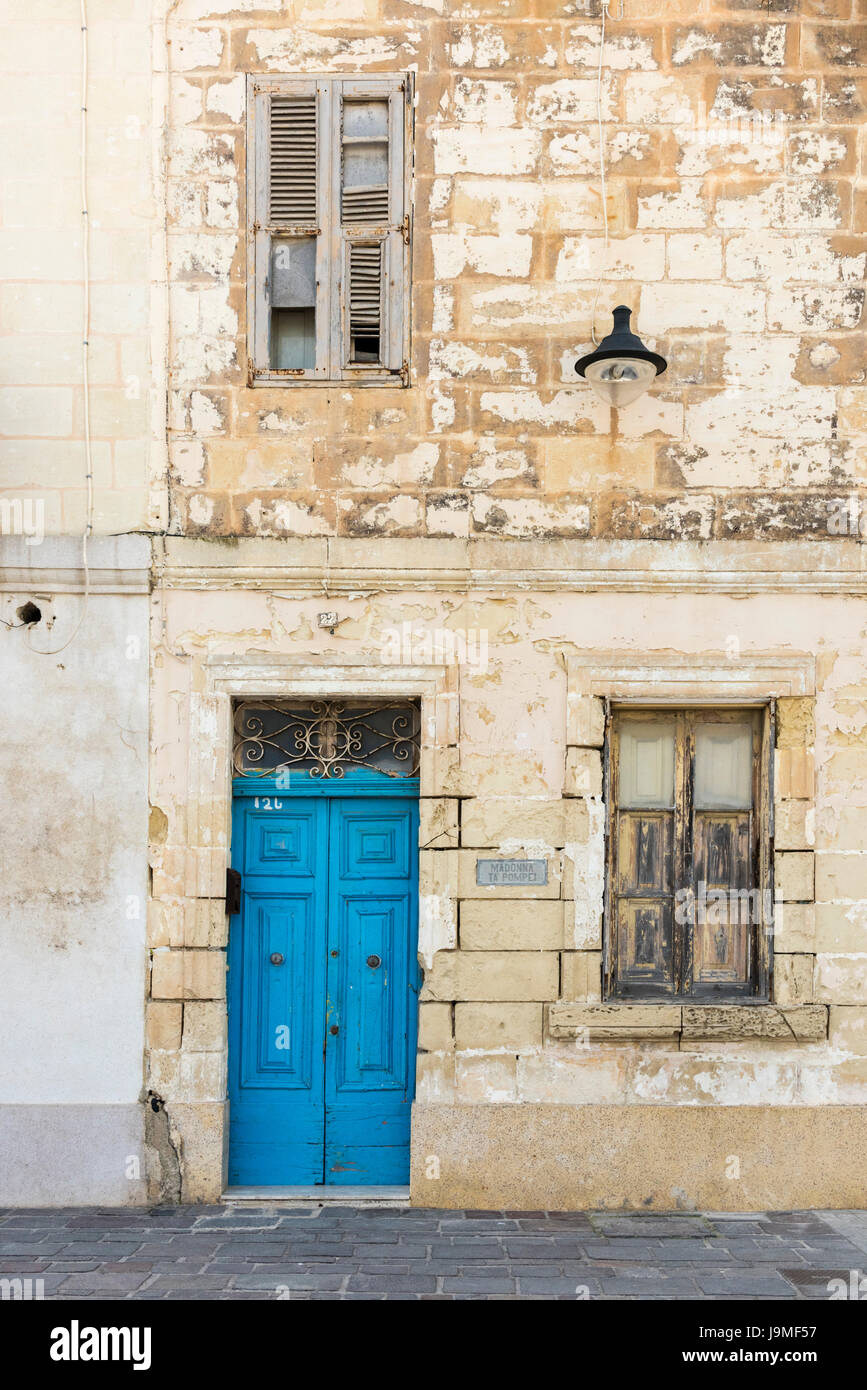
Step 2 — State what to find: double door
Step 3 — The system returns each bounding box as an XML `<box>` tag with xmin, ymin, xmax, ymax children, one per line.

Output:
<box><xmin>228</xmin><ymin>784</ymin><xmax>419</xmax><ymax>1186</ymax></box>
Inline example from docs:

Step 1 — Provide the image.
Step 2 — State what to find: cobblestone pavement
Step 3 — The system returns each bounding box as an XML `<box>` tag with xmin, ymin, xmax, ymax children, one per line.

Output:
<box><xmin>2</xmin><ymin>1206</ymin><xmax>866</xmax><ymax>1300</ymax></box>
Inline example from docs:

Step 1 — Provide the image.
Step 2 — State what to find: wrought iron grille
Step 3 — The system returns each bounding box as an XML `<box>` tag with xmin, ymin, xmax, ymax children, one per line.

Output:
<box><xmin>233</xmin><ymin>700</ymin><xmax>421</xmax><ymax>780</ymax></box>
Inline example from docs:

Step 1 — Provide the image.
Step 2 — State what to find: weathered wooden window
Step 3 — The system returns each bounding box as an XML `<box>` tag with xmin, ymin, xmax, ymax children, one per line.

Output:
<box><xmin>246</xmin><ymin>74</ymin><xmax>411</xmax><ymax>386</ymax></box>
<box><xmin>606</xmin><ymin>708</ymin><xmax>772</xmax><ymax>1002</ymax></box>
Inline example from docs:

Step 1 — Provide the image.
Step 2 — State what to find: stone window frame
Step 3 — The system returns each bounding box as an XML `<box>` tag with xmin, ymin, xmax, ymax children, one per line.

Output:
<box><xmin>147</xmin><ymin>651</ymin><xmax>458</xmax><ymax>1196</ymax></box>
<box><xmin>549</xmin><ymin>652</ymin><xmax>827</xmax><ymax>1045</ymax></box>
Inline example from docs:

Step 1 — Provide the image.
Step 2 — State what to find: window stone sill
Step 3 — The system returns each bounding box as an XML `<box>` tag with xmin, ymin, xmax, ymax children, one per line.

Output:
<box><xmin>546</xmin><ymin>1003</ymin><xmax>828</xmax><ymax>1043</ymax></box>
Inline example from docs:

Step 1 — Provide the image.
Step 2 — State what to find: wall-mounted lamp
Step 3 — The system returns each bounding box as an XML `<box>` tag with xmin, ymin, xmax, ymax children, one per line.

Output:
<box><xmin>575</xmin><ymin>305</ymin><xmax>667</xmax><ymax>407</ymax></box>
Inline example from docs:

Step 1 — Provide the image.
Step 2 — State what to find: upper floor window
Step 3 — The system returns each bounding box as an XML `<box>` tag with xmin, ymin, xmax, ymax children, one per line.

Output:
<box><xmin>607</xmin><ymin>708</ymin><xmax>772</xmax><ymax>1002</ymax></box>
<box><xmin>246</xmin><ymin>74</ymin><xmax>412</xmax><ymax>387</ymax></box>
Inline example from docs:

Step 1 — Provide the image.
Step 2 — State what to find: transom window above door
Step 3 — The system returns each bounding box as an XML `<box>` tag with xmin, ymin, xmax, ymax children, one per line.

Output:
<box><xmin>246</xmin><ymin>74</ymin><xmax>412</xmax><ymax>386</ymax></box>
<box><xmin>607</xmin><ymin>708</ymin><xmax>773</xmax><ymax>1002</ymax></box>
<box><xmin>233</xmin><ymin>700</ymin><xmax>421</xmax><ymax>780</ymax></box>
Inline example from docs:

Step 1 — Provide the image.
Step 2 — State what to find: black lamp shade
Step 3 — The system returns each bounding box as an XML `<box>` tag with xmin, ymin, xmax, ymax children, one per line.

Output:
<box><xmin>575</xmin><ymin>305</ymin><xmax>667</xmax><ymax>406</ymax></box>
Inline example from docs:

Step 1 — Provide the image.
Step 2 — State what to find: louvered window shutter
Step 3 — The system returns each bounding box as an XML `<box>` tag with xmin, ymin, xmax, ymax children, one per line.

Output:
<box><xmin>333</xmin><ymin>76</ymin><xmax>408</xmax><ymax>378</ymax></box>
<box><xmin>269</xmin><ymin>94</ymin><xmax>316</xmax><ymax>224</ymax></box>
<box><xmin>248</xmin><ymin>74</ymin><xmax>408</xmax><ymax>385</ymax></box>
<box><xmin>249</xmin><ymin>77</ymin><xmax>332</xmax><ymax>381</ymax></box>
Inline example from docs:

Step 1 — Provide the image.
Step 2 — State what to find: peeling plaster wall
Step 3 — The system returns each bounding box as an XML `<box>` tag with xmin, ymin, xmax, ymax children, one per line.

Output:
<box><xmin>164</xmin><ymin>0</ymin><xmax>867</xmax><ymax>542</ymax></box>
<box><xmin>0</xmin><ymin>537</ymin><xmax>150</xmax><ymax>1206</ymax></box>
<box><xmin>155</xmin><ymin>1</ymin><xmax>867</xmax><ymax>1203</ymax></box>
<box><xmin>148</xmin><ymin>546</ymin><xmax>867</xmax><ymax>1200</ymax></box>
<box><xmin>3</xmin><ymin>2</ymin><xmax>867</xmax><ymax>1207</ymax></box>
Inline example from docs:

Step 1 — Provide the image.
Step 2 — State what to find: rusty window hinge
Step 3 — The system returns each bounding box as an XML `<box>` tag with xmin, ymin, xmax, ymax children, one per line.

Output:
<box><xmin>401</xmin><ymin>213</ymin><xmax>411</xmax><ymax>245</ymax></box>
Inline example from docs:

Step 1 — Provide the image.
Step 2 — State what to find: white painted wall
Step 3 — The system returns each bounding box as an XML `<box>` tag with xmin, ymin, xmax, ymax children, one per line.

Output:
<box><xmin>0</xmin><ymin>536</ymin><xmax>150</xmax><ymax>1203</ymax></box>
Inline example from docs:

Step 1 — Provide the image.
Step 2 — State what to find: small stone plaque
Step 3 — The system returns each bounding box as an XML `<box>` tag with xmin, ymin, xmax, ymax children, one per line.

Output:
<box><xmin>475</xmin><ymin>858</ymin><xmax>548</xmax><ymax>887</ymax></box>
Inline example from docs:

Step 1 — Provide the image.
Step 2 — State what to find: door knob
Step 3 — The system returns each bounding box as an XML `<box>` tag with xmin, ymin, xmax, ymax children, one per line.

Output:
<box><xmin>329</xmin><ymin>1024</ymin><xmax>339</xmax><ymax>1035</ymax></box>
<box><xmin>270</xmin><ymin>952</ymin><xmax>284</xmax><ymax>966</ymax></box>
<box><xmin>366</xmin><ymin>954</ymin><xmax>381</xmax><ymax>969</ymax></box>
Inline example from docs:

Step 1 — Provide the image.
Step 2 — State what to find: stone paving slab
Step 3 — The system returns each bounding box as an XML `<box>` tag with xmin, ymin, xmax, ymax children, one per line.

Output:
<box><xmin>0</xmin><ymin>1206</ymin><xmax>865</xmax><ymax>1300</ymax></box>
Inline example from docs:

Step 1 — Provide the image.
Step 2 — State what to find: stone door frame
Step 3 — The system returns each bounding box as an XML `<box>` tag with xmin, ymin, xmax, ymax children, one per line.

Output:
<box><xmin>147</xmin><ymin>650</ymin><xmax>458</xmax><ymax>1199</ymax></box>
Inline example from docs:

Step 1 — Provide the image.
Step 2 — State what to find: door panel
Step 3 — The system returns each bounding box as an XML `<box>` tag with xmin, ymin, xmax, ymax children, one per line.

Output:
<box><xmin>340</xmin><ymin>808</ymin><xmax>413</xmax><ymax>879</ymax></box>
<box><xmin>613</xmin><ymin>810</ymin><xmax>675</xmax><ymax>997</ymax></box>
<box><xmin>252</xmin><ymin>820</ymin><xmax>314</xmax><ymax>870</ymax></box>
<box><xmin>228</xmin><ymin>799</ymin><xmax>328</xmax><ymax>1185</ymax></box>
<box><xmin>691</xmin><ymin>811</ymin><xmax>753</xmax><ymax>995</ymax></box>
<box><xmin>617</xmin><ymin>813</ymin><xmax>673</xmax><ymax>895</ymax></box>
<box><xmin>325</xmin><ymin>799</ymin><xmax>419</xmax><ymax>1184</ymax></box>
<box><xmin>240</xmin><ymin>897</ymin><xmax>316</xmax><ymax>1087</ymax></box>
<box><xmin>615</xmin><ymin>898</ymin><xmax>674</xmax><ymax>997</ymax></box>
<box><xmin>331</xmin><ymin>898</ymin><xmax>408</xmax><ymax>1083</ymax></box>
<box><xmin>228</xmin><ymin>787</ymin><xmax>418</xmax><ymax>1188</ymax></box>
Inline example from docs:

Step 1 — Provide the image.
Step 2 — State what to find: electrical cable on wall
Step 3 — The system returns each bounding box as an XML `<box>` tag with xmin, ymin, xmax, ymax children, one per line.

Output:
<box><xmin>590</xmin><ymin>0</ymin><xmax>623</xmax><ymax>347</ymax></box>
<box><xmin>577</xmin><ymin>1</ymin><xmax>666</xmax><ymax>405</ymax></box>
<box><xmin>29</xmin><ymin>0</ymin><xmax>94</xmax><ymax>655</ymax></box>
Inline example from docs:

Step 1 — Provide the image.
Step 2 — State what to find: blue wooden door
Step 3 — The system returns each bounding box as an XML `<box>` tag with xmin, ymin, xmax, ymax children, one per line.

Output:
<box><xmin>325</xmin><ymin>800</ymin><xmax>419</xmax><ymax>1184</ymax></box>
<box><xmin>228</xmin><ymin>780</ymin><xmax>419</xmax><ymax>1186</ymax></box>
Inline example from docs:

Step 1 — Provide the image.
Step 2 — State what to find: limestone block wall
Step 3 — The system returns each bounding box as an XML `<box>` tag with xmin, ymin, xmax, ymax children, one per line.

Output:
<box><xmin>413</xmin><ymin>593</ymin><xmax>867</xmax><ymax>1110</ymax></box>
<box><xmin>147</xmin><ymin>539</ymin><xmax>867</xmax><ymax>1199</ymax></box>
<box><xmin>0</xmin><ymin>0</ymin><xmax>167</xmax><ymax>535</ymax></box>
<box><xmin>163</xmin><ymin>0</ymin><xmax>867</xmax><ymax>542</ymax></box>
<box><xmin>4</xmin><ymin>4</ymin><xmax>865</xmax><ymax>1205</ymax></box>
